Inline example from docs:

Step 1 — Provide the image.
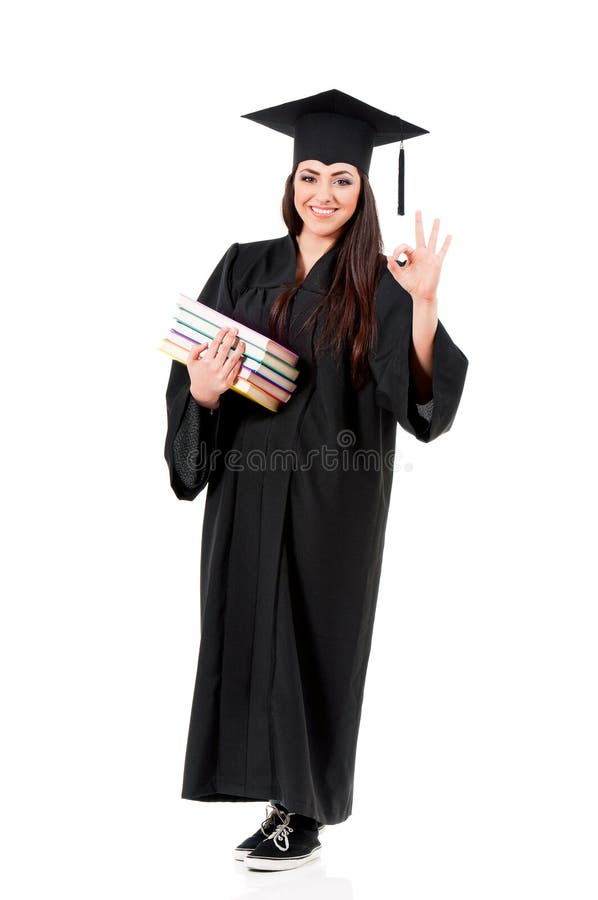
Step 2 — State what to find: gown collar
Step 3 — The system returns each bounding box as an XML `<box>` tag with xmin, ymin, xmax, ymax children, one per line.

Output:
<box><xmin>283</xmin><ymin>231</ymin><xmax>343</xmax><ymax>294</ymax></box>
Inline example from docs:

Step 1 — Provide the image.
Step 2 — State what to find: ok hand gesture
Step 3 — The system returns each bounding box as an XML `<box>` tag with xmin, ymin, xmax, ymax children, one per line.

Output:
<box><xmin>387</xmin><ymin>210</ymin><xmax>451</xmax><ymax>304</ymax></box>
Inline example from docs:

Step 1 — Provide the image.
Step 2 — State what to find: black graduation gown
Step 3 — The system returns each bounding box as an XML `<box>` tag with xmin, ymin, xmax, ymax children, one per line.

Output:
<box><xmin>164</xmin><ymin>233</ymin><xmax>468</xmax><ymax>825</ymax></box>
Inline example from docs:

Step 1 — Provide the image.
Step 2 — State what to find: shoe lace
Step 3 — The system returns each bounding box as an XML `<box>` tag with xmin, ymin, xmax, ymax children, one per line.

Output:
<box><xmin>260</xmin><ymin>802</ymin><xmax>288</xmax><ymax>838</ymax></box>
<box><xmin>263</xmin><ymin>807</ymin><xmax>294</xmax><ymax>852</ymax></box>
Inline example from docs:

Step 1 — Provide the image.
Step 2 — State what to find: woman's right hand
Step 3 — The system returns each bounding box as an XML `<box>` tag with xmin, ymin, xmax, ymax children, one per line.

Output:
<box><xmin>186</xmin><ymin>326</ymin><xmax>246</xmax><ymax>410</ymax></box>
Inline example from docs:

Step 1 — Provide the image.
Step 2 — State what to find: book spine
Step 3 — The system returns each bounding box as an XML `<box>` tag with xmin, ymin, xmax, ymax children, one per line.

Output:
<box><xmin>177</xmin><ymin>294</ymin><xmax>299</xmax><ymax>365</ymax></box>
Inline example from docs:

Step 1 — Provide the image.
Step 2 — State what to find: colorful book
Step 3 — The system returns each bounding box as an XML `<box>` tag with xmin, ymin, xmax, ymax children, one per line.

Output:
<box><xmin>174</xmin><ymin>298</ymin><xmax>300</xmax><ymax>383</ymax></box>
<box><xmin>158</xmin><ymin>295</ymin><xmax>301</xmax><ymax>413</ymax></box>
<box><xmin>159</xmin><ymin>337</ymin><xmax>295</xmax><ymax>404</ymax></box>
<box><xmin>168</xmin><ymin>318</ymin><xmax>298</xmax><ymax>390</ymax></box>
<box><xmin>177</xmin><ymin>294</ymin><xmax>298</xmax><ymax>367</ymax></box>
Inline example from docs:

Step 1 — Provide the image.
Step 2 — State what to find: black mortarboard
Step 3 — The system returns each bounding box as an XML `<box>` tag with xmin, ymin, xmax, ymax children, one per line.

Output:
<box><xmin>241</xmin><ymin>88</ymin><xmax>429</xmax><ymax>215</ymax></box>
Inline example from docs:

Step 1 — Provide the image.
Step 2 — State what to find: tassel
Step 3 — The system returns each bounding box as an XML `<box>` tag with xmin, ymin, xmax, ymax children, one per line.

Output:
<box><xmin>398</xmin><ymin>141</ymin><xmax>405</xmax><ymax>215</ymax></box>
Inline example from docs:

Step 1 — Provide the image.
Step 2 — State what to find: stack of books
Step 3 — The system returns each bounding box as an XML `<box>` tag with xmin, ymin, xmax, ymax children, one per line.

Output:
<box><xmin>158</xmin><ymin>294</ymin><xmax>300</xmax><ymax>413</ymax></box>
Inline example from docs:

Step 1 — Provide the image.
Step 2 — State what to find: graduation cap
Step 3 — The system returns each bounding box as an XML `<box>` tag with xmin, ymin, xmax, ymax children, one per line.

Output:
<box><xmin>241</xmin><ymin>88</ymin><xmax>429</xmax><ymax>215</ymax></box>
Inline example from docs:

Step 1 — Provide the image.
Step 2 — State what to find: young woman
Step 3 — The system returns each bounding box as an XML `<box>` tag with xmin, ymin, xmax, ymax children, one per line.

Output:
<box><xmin>164</xmin><ymin>89</ymin><xmax>469</xmax><ymax>872</ymax></box>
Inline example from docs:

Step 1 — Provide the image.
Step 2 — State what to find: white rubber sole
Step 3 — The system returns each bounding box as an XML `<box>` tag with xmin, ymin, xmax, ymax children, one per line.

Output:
<box><xmin>244</xmin><ymin>845</ymin><xmax>321</xmax><ymax>871</ymax></box>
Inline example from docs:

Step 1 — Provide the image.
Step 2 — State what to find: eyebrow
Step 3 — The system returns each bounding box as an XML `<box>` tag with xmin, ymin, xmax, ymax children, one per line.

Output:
<box><xmin>300</xmin><ymin>167</ymin><xmax>356</xmax><ymax>178</ymax></box>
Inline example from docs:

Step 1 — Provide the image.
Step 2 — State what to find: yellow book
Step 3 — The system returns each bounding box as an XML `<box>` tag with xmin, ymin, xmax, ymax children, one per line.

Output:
<box><xmin>158</xmin><ymin>340</ymin><xmax>282</xmax><ymax>412</ymax></box>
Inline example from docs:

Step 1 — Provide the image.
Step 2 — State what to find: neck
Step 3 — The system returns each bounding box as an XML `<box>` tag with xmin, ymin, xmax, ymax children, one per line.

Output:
<box><xmin>295</xmin><ymin>228</ymin><xmax>338</xmax><ymax>261</ymax></box>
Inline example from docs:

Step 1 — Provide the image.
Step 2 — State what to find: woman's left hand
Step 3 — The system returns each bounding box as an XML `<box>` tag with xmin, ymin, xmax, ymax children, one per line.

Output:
<box><xmin>387</xmin><ymin>210</ymin><xmax>451</xmax><ymax>304</ymax></box>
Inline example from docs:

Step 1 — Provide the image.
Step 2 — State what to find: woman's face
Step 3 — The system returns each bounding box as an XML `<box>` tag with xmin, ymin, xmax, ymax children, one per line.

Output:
<box><xmin>293</xmin><ymin>160</ymin><xmax>361</xmax><ymax>241</ymax></box>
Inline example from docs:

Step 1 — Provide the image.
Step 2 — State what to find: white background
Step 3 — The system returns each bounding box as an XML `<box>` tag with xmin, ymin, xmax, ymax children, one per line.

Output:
<box><xmin>1</xmin><ymin>1</ymin><xmax>596</xmax><ymax>898</ymax></box>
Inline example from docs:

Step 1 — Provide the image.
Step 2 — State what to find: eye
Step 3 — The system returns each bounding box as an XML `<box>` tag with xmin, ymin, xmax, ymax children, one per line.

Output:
<box><xmin>300</xmin><ymin>175</ymin><xmax>353</xmax><ymax>186</ymax></box>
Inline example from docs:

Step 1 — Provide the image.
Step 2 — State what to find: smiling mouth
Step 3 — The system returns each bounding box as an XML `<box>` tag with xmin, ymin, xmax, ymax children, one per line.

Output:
<box><xmin>310</xmin><ymin>206</ymin><xmax>338</xmax><ymax>217</ymax></box>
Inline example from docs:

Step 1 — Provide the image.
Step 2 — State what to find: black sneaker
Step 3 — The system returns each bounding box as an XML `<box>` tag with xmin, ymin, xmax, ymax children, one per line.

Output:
<box><xmin>233</xmin><ymin>802</ymin><xmax>289</xmax><ymax>861</ymax></box>
<box><xmin>244</xmin><ymin>809</ymin><xmax>322</xmax><ymax>871</ymax></box>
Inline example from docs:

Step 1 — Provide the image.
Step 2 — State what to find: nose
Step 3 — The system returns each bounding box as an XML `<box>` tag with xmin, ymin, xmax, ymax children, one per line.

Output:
<box><xmin>314</xmin><ymin>183</ymin><xmax>335</xmax><ymax>204</ymax></box>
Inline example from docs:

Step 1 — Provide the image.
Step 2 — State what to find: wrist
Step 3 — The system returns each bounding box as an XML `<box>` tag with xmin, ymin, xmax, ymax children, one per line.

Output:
<box><xmin>412</xmin><ymin>297</ymin><xmax>438</xmax><ymax>342</ymax></box>
<box><xmin>411</xmin><ymin>292</ymin><xmax>438</xmax><ymax>306</ymax></box>
<box><xmin>190</xmin><ymin>390</ymin><xmax>220</xmax><ymax>410</ymax></box>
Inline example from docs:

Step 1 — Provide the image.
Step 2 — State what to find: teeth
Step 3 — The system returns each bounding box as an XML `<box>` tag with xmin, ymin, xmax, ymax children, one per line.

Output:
<box><xmin>311</xmin><ymin>207</ymin><xmax>336</xmax><ymax>216</ymax></box>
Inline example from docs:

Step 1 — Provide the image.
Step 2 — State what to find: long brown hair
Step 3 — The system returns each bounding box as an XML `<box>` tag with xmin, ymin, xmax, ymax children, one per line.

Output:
<box><xmin>267</xmin><ymin>162</ymin><xmax>384</xmax><ymax>391</ymax></box>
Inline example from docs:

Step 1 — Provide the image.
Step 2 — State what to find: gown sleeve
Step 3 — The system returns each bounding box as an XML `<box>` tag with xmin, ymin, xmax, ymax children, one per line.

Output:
<box><xmin>164</xmin><ymin>242</ymin><xmax>239</xmax><ymax>500</ymax></box>
<box><xmin>369</xmin><ymin>269</ymin><xmax>469</xmax><ymax>443</ymax></box>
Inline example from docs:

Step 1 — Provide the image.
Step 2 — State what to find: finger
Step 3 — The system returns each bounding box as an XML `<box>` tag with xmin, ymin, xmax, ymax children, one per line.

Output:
<box><xmin>218</xmin><ymin>334</ymin><xmax>243</xmax><ymax>376</ymax></box>
<box><xmin>224</xmin><ymin>353</ymin><xmax>244</xmax><ymax>387</ymax></box>
<box><xmin>205</xmin><ymin>327</ymin><xmax>229</xmax><ymax>358</ymax></box>
<box><xmin>437</xmin><ymin>233</ymin><xmax>452</xmax><ymax>262</ymax></box>
<box><xmin>213</xmin><ymin>327</ymin><xmax>238</xmax><ymax>359</ymax></box>
<box><xmin>415</xmin><ymin>209</ymin><xmax>426</xmax><ymax>248</ymax></box>
<box><xmin>428</xmin><ymin>217</ymin><xmax>440</xmax><ymax>254</ymax></box>
<box><xmin>387</xmin><ymin>246</ymin><xmax>414</xmax><ymax>274</ymax></box>
<box><xmin>222</xmin><ymin>340</ymin><xmax>246</xmax><ymax>377</ymax></box>
<box><xmin>387</xmin><ymin>257</ymin><xmax>408</xmax><ymax>277</ymax></box>
<box><xmin>187</xmin><ymin>340</ymin><xmax>209</xmax><ymax>361</ymax></box>
<box><xmin>389</xmin><ymin>243</ymin><xmax>414</xmax><ymax>259</ymax></box>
